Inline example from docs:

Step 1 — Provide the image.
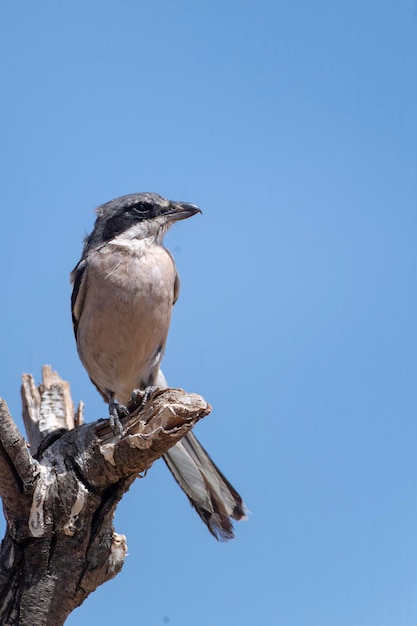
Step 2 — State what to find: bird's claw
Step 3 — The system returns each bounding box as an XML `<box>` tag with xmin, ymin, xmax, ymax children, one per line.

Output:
<box><xmin>108</xmin><ymin>397</ymin><xmax>129</xmax><ymax>435</ymax></box>
<box><xmin>130</xmin><ymin>386</ymin><xmax>158</xmax><ymax>412</ymax></box>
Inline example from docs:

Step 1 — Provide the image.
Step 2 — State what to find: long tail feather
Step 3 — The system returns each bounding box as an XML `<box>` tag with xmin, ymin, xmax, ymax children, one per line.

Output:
<box><xmin>163</xmin><ymin>432</ymin><xmax>246</xmax><ymax>541</ymax></box>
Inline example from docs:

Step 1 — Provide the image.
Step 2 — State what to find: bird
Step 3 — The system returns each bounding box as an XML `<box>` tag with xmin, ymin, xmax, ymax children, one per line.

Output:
<box><xmin>70</xmin><ymin>192</ymin><xmax>246</xmax><ymax>540</ymax></box>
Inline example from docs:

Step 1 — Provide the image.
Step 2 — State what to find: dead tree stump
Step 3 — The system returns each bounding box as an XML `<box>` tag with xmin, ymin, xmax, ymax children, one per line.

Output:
<box><xmin>0</xmin><ymin>366</ymin><xmax>211</xmax><ymax>625</ymax></box>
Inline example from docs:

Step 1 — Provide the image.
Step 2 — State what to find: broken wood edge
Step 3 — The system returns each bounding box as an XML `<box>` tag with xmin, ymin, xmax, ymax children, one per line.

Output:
<box><xmin>21</xmin><ymin>365</ymin><xmax>76</xmax><ymax>457</ymax></box>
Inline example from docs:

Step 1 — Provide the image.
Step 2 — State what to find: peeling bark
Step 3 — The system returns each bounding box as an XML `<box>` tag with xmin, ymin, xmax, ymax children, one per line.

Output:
<box><xmin>0</xmin><ymin>367</ymin><xmax>210</xmax><ymax>625</ymax></box>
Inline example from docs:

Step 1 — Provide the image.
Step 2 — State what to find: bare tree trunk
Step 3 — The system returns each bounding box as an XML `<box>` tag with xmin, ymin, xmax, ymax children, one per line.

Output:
<box><xmin>0</xmin><ymin>366</ymin><xmax>210</xmax><ymax>625</ymax></box>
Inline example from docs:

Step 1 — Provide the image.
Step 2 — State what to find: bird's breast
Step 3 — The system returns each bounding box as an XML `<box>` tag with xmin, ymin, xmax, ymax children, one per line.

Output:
<box><xmin>76</xmin><ymin>241</ymin><xmax>177</xmax><ymax>403</ymax></box>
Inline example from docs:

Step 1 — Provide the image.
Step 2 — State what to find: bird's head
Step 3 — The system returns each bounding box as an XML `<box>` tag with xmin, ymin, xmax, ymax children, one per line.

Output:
<box><xmin>87</xmin><ymin>192</ymin><xmax>201</xmax><ymax>248</ymax></box>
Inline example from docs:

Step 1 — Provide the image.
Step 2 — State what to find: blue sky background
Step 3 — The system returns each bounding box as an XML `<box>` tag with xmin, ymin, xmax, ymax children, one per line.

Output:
<box><xmin>0</xmin><ymin>1</ymin><xmax>416</xmax><ymax>624</ymax></box>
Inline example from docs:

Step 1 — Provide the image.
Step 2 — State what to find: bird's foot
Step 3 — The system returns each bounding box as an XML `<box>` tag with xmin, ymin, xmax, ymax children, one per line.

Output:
<box><xmin>108</xmin><ymin>396</ymin><xmax>129</xmax><ymax>435</ymax></box>
<box><xmin>129</xmin><ymin>386</ymin><xmax>158</xmax><ymax>413</ymax></box>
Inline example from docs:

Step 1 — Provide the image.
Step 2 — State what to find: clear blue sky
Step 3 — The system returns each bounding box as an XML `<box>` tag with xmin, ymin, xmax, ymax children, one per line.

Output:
<box><xmin>1</xmin><ymin>1</ymin><xmax>416</xmax><ymax>625</ymax></box>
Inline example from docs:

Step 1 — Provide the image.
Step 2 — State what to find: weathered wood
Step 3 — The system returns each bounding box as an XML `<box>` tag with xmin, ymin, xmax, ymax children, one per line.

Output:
<box><xmin>21</xmin><ymin>365</ymin><xmax>77</xmax><ymax>457</ymax></box>
<box><xmin>0</xmin><ymin>369</ymin><xmax>211</xmax><ymax>625</ymax></box>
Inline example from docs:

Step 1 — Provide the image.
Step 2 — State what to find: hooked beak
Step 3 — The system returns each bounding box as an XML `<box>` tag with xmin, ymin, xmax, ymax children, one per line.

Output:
<box><xmin>165</xmin><ymin>201</ymin><xmax>202</xmax><ymax>222</ymax></box>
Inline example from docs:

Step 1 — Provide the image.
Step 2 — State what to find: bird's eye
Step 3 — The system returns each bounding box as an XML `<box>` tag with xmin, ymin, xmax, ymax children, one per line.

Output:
<box><xmin>131</xmin><ymin>203</ymin><xmax>151</xmax><ymax>215</ymax></box>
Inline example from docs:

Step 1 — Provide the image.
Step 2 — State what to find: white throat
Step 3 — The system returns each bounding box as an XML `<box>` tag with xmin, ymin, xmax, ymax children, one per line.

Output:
<box><xmin>109</xmin><ymin>218</ymin><xmax>169</xmax><ymax>249</ymax></box>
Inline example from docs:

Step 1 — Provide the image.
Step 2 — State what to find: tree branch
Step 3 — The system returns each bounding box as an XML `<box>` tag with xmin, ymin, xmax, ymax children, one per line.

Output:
<box><xmin>21</xmin><ymin>365</ymin><xmax>78</xmax><ymax>457</ymax></box>
<box><xmin>0</xmin><ymin>399</ymin><xmax>38</xmax><ymax>527</ymax></box>
<box><xmin>0</xmin><ymin>368</ymin><xmax>211</xmax><ymax>625</ymax></box>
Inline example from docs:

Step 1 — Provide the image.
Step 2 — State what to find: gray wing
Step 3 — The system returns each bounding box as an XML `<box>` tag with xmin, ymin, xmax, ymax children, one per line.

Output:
<box><xmin>70</xmin><ymin>259</ymin><xmax>87</xmax><ymax>338</ymax></box>
<box><xmin>70</xmin><ymin>258</ymin><xmax>108</xmax><ymax>402</ymax></box>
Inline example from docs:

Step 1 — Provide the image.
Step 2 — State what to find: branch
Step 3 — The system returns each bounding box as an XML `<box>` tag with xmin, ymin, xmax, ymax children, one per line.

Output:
<box><xmin>21</xmin><ymin>365</ymin><xmax>79</xmax><ymax>456</ymax></box>
<box><xmin>0</xmin><ymin>369</ymin><xmax>211</xmax><ymax>625</ymax></box>
<box><xmin>0</xmin><ymin>399</ymin><xmax>38</xmax><ymax>526</ymax></box>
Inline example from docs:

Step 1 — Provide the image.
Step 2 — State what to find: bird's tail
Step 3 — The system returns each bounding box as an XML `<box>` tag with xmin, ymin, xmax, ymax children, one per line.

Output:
<box><xmin>163</xmin><ymin>431</ymin><xmax>246</xmax><ymax>541</ymax></box>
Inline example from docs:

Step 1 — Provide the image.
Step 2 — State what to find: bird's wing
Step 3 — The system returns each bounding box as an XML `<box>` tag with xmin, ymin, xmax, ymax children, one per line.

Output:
<box><xmin>173</xmin><ymin>270</ymin><xmax>180</xmax><ymax>305</ymax></box>
<box><xmin>70</xmin><ymin>259</ymin><xmax>87</xmax><ymax>338</ymax></box>
<box><xmin>165</xmin><ymin>248</ymin><xmax>180</xmax><ymax>305</ymax></box>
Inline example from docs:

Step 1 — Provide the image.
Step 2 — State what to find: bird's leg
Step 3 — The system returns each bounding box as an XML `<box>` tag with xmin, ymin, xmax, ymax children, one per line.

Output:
<box><xmin>108</xmin><ymin>393</ymin><xmax>128</xmax><ymax>435</ymax></box>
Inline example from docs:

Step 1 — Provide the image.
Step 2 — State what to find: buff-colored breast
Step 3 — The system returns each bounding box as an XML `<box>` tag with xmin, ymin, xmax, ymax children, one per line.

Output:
<box><xmin>76</xmin><ymin>239</ymin><xmax>177</xmax><ymax>404</ymax></box>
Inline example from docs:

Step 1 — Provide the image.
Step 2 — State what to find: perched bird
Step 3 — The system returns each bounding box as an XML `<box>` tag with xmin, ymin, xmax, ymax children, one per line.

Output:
<box><xmin>70</xmin><ymin>192</ymin><xmax>245</xmax><ymax>540</ymax></box>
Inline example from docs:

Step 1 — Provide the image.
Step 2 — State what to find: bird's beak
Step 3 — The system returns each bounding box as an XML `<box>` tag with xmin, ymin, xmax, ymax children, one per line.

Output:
<box><xmin>165</xmin><ymin>201</ymin><xmax>202</xmax><ymax>222</ymax></box>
